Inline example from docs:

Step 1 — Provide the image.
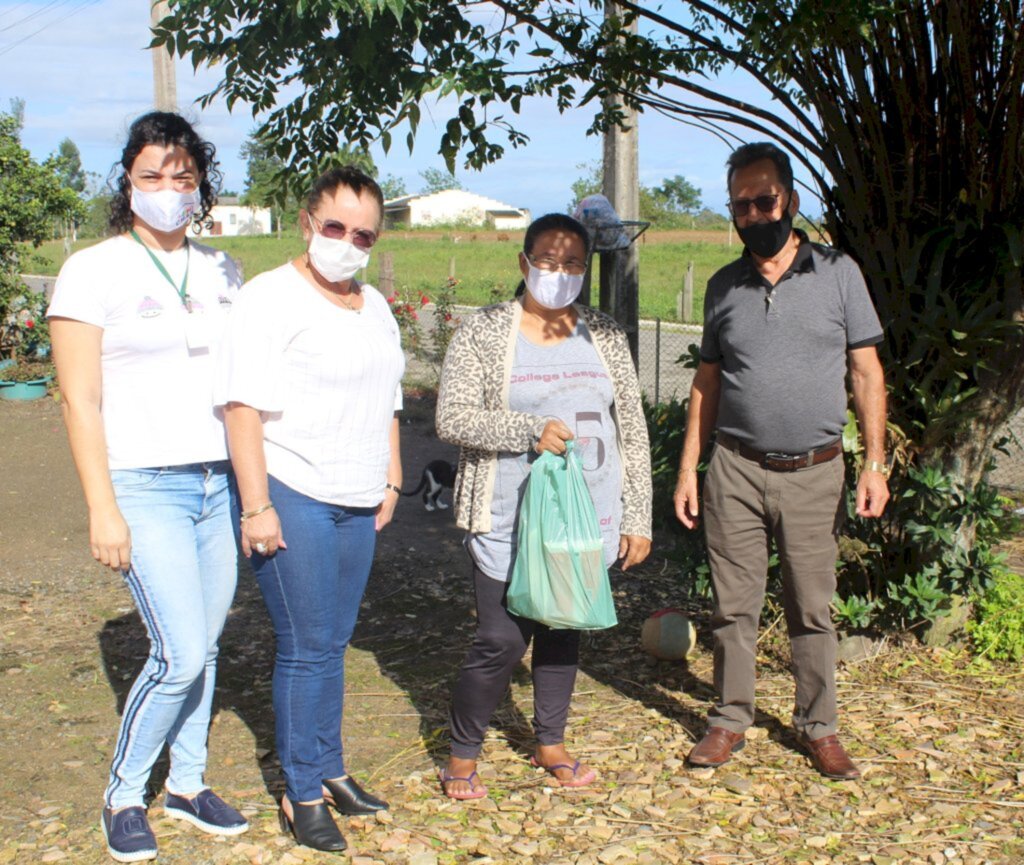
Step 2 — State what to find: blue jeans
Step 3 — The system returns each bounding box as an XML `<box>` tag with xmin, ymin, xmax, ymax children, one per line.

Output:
<box><xmin>105</xmin><ymin>462</ymin><xmax>237</xmax><ymax>809</ymax></box>
<box><xmin>253</xmin><ymin>475</ymin><xmax>377</xmax><ymax>803</ymax></box>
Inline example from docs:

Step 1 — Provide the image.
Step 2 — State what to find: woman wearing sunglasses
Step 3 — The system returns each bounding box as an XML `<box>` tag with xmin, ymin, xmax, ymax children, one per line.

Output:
<box><xmin>435</xmin><ymin>213</ymin><xmax>652</xmax><ymax>799</ymax></box>
<box><xmin>216</xmin><ymin>166</ymin><xmax>404</xmax><ymax>852</ymax></box>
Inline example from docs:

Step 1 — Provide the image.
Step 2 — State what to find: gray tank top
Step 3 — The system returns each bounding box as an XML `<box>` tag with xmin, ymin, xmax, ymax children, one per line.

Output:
<box><xmin>467</xmin><ymin>317</ymin><xmax>624</xmax><ymax>582</ymax></box>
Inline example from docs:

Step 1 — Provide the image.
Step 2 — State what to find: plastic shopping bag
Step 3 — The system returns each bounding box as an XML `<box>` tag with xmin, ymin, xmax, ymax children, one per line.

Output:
<box><xmin>507</xmin><ymin>441</ymin><xmax>618</xmax><ymax>630</ymax></box>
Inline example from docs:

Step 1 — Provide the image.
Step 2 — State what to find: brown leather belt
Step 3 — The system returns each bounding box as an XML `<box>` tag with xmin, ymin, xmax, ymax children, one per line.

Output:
<box><xmin>716</xmin><ymin>431</ymin><xmax>842</xmax><ymax>472</ymax></box>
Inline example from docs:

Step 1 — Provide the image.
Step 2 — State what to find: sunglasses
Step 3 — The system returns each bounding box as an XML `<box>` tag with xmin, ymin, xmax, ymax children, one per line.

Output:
<box><xmin>726</xmin><ymin>194</ymin><xmax>782</xmax><ymax>218</ymax></box>
<box><xmin>310</xmin><ymin>215</ymin><xmax>378</xmax><ymax>250</ymax></box>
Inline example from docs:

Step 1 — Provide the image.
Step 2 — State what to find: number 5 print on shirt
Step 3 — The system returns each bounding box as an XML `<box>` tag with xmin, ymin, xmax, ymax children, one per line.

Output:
<box><xmin>575</xmin><ymin>411</ymin><xmax>606</xmax><ymax>471</ymax></box>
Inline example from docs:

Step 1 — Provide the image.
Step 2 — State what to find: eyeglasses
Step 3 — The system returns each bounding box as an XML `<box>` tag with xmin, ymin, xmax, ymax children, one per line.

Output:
<box><xmin>310</xmin><ymin>215</ymin><xmax>378</xmax><ymax>250</ymax></box>
<box><xmin>528</xmin><ymin>255</ymin><xmax>587</xmax><ymax>276</ymax></box>
<box><xmin>726</xmin><ymin>194</ymin><xmax>781</xmax><ymax>218</ymax></box>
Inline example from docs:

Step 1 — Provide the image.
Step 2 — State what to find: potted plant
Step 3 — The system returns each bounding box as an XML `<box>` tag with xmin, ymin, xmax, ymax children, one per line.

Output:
<box><xmin>0</xmin><ymin>294</ymin><xmax>55</xmax><ymax>401</ymax></box>
<box><xmin>0</xmin><ymin>358</ymin><xmax>55</xmax><ymax>401</ymax></box>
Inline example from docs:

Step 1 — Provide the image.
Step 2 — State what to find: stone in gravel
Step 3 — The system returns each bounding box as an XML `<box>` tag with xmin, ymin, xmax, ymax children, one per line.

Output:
<box><xmin>379</xmin><ymin>829</ymin><xmax>412</xmax><ymax>852</ymax></box>
<box><xmin>598</xmin><ymin>845</ymin><xmax>637</xmax><ymax>863</ymax></box>
<box><xmin>719</xmin><ymin>773</ymin><xmax>752</xmax><ymax>795</ymax></box>
<box><xmin>407</xmin><ymin>852</ymin><xmax>438</xmax><ymax>865</ymax></box>
<box><xmin>495</xmin><ymin>817</ymin><xmax>522</xmax><ymax>835</ymax></box>
<box><xmin>39</xmin><ymin>852</ymin><xmax>66</xmax><ymax>863</ymax></box>
<box><xmin>510</xmin><ymin>840</ymin><xmax>540</xmax><ymax>856</ymax></box>
<box><xmin>837</xmin><ymin>634</ymin><xmax>880</xmax><ymax>663</ymax></box>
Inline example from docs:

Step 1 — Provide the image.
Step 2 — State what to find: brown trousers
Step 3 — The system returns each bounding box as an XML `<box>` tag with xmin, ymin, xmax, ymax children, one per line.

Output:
<box><xmin>703</xmin><ymin>443</ymin><xmax>845</xmax><ymax>738</ymax></box>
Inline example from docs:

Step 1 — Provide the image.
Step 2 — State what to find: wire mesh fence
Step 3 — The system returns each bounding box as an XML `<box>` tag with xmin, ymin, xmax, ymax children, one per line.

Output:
<box><xmin>636</xmin><ymin>318</ymin><xmax>1024</xmax><ymax>491</ymax></box>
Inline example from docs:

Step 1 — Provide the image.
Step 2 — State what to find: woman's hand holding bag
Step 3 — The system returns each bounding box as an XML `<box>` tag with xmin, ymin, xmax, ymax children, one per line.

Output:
<box><xmin>507</xmin><ymin>441</ymin><xmax>618</xmax><ymax>630</ymax></box>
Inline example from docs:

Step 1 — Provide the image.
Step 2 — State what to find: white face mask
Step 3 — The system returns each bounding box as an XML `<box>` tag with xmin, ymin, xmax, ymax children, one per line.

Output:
<box><xmin>307</xmin><ymin>231</ymin><xmax>371</xmax><ymax>283</ymax></box>
<box><xmin>525</xmin><ymin>263</ymin><xmax>584</xmax><ymax>310</ymax></box>
<box><xmin>129</xmin><ymin>182</ymin><xmax>201</xmax><ymax>233</ymax></box>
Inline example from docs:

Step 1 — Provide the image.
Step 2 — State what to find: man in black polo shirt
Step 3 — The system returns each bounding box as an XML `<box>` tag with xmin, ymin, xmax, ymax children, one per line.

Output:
<box><xmin>673</xmin><ymin>142</ymin><xmax>889</xmax><ymax>780</ymax></box>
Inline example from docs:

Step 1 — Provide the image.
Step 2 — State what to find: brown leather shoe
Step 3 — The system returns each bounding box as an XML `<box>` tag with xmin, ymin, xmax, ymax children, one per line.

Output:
<box><xmin>687</xmin><ymin>727</ymin><xmax>745</xmax><ymax>767</ymax></box>
<box><xmin>798</xmin><ymin>733</ymin><xmax>861</xmax><ymax>780</ymax></box>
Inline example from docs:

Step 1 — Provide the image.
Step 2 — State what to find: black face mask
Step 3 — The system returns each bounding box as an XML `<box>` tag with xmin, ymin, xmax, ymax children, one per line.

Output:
<box><xmin>734</xmin><ymin>202</ymin><xmax>793</xmax><ymax>259</ymax></box>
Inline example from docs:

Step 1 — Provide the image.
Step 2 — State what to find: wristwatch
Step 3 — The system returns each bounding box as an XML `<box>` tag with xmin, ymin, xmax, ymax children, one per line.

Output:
<box><xmin>863</xmin><ymin>459</ymin><xmax>891</xmax><ymax>478</ymax></box>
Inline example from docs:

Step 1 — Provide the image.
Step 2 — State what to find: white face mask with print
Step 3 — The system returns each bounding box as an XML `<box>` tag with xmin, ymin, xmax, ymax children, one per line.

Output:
<box><xmin>307</xmin><ymin>231</ymin><xmax>370</xmax><ymax>283</ymax></box>
<box><xmin>525</xmin><ymin>263</ymin><xmax>584</xmax><ymax>310</ymax></box>
<box><xmin>129</xmin><ymin>182</ymin><xmax>201</xmax><ymax>233</ymax></box>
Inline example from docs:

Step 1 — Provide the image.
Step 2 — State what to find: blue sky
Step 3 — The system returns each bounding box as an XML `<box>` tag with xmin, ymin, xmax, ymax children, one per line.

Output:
<box><xmin>0</xmin><ymin>0</ymin><xmax>817</xmax><ymax>219</ymax></box>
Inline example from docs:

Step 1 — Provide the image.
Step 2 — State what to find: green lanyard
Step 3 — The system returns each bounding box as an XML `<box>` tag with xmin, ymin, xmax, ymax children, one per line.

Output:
<box><xmin>130</xmin><ymin>229</ymin><xmax>192</xmax><ymax>312</ymax></box>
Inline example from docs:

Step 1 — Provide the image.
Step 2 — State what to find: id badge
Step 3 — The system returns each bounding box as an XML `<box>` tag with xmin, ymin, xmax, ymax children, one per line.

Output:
<box><xmin>185</xmin><ymin>310</ymin><xmax>211</xmax><ymax>350</ymax></box>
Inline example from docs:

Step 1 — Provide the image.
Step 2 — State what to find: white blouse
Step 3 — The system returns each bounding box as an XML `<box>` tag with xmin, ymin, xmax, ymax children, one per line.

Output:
<box><xmin>215</xmin><ymin>263</ymin><xmax>405</xmax><ymax>506</ymax></box>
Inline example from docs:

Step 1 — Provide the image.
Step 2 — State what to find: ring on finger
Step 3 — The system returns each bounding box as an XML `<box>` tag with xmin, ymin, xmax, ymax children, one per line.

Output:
<box><xmin>254</xmin><ymin>542</ymin><xmax>268</xmax><ymax>554</ymax></box>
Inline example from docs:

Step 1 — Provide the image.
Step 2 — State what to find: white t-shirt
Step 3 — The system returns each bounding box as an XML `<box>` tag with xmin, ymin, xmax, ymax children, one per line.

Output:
<box><xmin>215</xmin><ymin>263</ymin><xmax>405</xmax><ymax>507</ymax></box>
<box><xmin>47</xmin><ymin>234</ymin><xmax>241</xmax><ymax>469</ymax></box>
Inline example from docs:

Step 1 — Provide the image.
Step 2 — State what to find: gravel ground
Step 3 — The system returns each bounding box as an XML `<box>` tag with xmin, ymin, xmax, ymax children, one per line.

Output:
<box><xmin>1</xmin><ymin>395</ymin><xmax>1022</xmax><ymax>865</ymax></box>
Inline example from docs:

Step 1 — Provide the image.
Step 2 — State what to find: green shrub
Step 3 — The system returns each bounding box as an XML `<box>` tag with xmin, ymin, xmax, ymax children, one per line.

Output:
<box><xmin>834</xmin><ymin>424</ymin><xmax>1017</xmax><ymax>632</ymax></box>
<box><xmin>966</xmin><ymin>570</ymin><xmax>1024</xmax><ymax>661</ymax></box>
<box><xmin>643</xmin><ymin>392</ymin><xmax>1019</xmax><ymax>635</ymax></box>
<box><xmin>831</xmin><ymin>593</ymin><xmax>880</xmax><ymax>630</ymax></box>
<box><xmin>642</xmin><ymin>392</ymin><xmax>689</xmax><ymax>531</ymax></box>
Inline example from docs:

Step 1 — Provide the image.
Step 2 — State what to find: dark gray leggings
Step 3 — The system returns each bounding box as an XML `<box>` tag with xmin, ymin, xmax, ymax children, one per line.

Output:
<box><xmin>449</xmin><ymin>565</ymin><xmax>581</xmax><ymax>759</ymax></box>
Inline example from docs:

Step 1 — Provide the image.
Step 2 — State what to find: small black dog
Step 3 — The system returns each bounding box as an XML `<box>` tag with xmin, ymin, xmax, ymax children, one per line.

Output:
<box><xmin>403</xmin><ymin>460</ymin><xmax>457</xmax><ymax>511</ymax></box>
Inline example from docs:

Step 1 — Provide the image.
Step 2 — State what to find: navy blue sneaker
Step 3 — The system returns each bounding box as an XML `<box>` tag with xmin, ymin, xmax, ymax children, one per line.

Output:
<box><xmin>101</xmin><ymin>806</ymin><xmax>157</xmax><ymax>863</ymax></box>
<box><xmin>164</xmin><ymin>788</ymin><xmax>249</xmax><ymax>836</ymax></box>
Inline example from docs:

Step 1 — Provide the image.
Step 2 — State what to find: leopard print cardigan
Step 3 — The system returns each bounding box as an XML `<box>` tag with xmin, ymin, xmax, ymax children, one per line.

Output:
<box><xmin>436</xmin><ymin>298</ymin><xmax>652</xmax><ymax>538</ymax></box>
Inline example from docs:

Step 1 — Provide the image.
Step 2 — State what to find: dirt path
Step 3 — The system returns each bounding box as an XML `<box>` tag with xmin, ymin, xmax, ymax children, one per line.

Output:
<box><xmin>1</xmin><ymin>397</ymin><xmax>1022</xmax><ymax>865</ymax></box>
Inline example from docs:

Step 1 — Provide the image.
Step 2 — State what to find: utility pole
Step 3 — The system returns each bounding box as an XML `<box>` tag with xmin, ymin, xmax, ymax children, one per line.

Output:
<box><xmin>600</xmin><ymin>0</ymin><xmax>640</xmax><ymax>365</ymax></box>
<box><xmin>150</xmin><ymin>1</ymin><xmax>178</xmax><ymax>111</ymax></box>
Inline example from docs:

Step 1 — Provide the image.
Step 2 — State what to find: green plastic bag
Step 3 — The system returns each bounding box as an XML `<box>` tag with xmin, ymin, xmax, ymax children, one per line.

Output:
<box><xmin>507</xmin><ymin>440</ymin><xmax>618</xmax><ymax>630</ymax></box>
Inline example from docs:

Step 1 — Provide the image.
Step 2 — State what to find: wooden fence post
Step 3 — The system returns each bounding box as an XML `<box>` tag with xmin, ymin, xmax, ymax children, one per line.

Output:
<box><xmin>679</xmin><ymin>261</ymin><xmax>694</xmax><ymax>322</ymax></box>
<box><xmin>379</xmin><ymin>252</ymin><xmax>394</xmax><ymax>297</ymax></box>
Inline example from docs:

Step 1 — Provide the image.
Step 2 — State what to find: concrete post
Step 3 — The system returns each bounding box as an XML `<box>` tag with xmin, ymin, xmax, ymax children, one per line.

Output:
<box><xmin>600</xmin><ymin>0</ymin><xmax>640</xmax><ymax>366</ymax></box>
<box><xmin>150</xmin><ymin>1</ymin><xmax>178</xmax><ymax>112</ymax></box>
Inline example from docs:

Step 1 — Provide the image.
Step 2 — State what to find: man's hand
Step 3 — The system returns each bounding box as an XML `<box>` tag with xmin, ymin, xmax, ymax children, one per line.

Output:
<box><xmin>618</xmin><ymin>535</ymin><xmax>651</xmax><ymax>571</ymax></box>
<box><xmin>855</xmin><ymin>469</ymin><xmax>889</xmax><ymax>518</ymax></box>
<box><xmin>673</xmin><ymin>469</ymin><xmax>700</xmax><ymax>529</ymax></box>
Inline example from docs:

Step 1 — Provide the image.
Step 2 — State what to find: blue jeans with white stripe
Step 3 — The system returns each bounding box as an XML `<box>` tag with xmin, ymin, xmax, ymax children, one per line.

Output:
<box><xmin>105</xmin><ymin>462</ymin><xmax>237</xmax><ymax>809</ymax></box>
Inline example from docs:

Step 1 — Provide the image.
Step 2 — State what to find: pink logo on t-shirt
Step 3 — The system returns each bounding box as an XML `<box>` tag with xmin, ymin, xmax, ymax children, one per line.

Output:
<box><xmin>137</xmin><ymin>296</ymin><xmax>163</xmax><ymax>318</ymax></box>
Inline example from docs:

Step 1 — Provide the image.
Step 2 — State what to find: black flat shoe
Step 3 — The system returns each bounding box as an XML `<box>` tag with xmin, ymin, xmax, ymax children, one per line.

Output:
<box><xmin>322</xmin><ymin>775</ymin><xmax>389</xmax><ymax>815</ymax></box>
<box><xmin>278</xmin><ymin>802</ymin><xmax>347</xmax><ymax>852</ymax></box>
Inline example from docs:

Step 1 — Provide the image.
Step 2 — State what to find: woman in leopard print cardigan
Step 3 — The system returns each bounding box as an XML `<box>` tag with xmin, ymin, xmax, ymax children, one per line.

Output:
<box><xmin>435</xmin><ymin>213</ymin><xmax>652</xmax><ymax>799</ymax></box>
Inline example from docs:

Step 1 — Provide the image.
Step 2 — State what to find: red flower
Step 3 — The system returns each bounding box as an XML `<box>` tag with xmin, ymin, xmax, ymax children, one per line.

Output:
<box><xmin>386</xmin><ymin>295</ymin><xmax>396</xmax><ymax>304</ymax></box>
<box><xmin>420</xmin><ymin>294</ymin><xmax>429</xmax><ymax>306</ymax></box>
<box><xmin>444</xmin><ymin>313</ymin><xmax>452</xmax><ymax>321</ymax></box>
<box><xmin>25</xmin><ymin>320</ymin><xmax>35</xmax><ymax>329</ymax></box>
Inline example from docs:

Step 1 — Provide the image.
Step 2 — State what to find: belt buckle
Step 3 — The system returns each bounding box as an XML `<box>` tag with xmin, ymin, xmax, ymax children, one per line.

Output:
<box><xmin>765</xmin><ymin>452</ymin><xmax>802</xmax><ymax>471</ymax></box>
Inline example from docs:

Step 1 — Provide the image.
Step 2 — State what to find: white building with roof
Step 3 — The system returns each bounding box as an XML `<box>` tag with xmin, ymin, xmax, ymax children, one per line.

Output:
<box><xmin>384</xmin><ymin>189</ymin><xmax>530</xmax><ymax>230</ymax></box>
<box><xmin>192</xmin><ymin>197</ymin><xmax>273</xmax><ymax>237</ymax></box>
